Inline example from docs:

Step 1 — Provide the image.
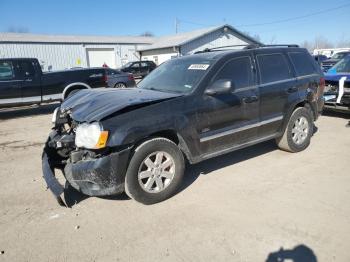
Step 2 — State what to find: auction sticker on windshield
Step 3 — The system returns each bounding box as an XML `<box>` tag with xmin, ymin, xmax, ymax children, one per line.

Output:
<box><xmin>188</xmin><ymin>64</ymin><xmax>210</xmax><ymax>70</ymax></box>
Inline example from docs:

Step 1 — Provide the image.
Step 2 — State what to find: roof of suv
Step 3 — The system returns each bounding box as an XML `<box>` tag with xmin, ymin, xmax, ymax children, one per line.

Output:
<box><xmin>190</xmin><ymin>45</ymin><xmax>308</xmax><ymax>60</ymax></box>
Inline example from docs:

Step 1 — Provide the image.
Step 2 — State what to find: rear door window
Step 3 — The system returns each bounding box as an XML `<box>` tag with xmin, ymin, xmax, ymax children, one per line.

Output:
<box><xmin>257</xmin><ymin>53</ymin><xmax>292</xmax><ymax>84</ymax></box>
<box><xmin>19</xmin><ymin>61</ymin><xmax>36</xmax><ymax>77</ymax></box>
<box><xmin>0</xmin><ymin>61</ymin><xmax>15</xmax><ymax>80</ymax></box>
<box><xmin>288</xmin><ymin>52</ymin><xmax>316</xmax><ymax>76</ymax></box>
<box><xmin>212</xmin><ymin>56</ymin><xmax>253</xmax><ymax>90</ymax></box>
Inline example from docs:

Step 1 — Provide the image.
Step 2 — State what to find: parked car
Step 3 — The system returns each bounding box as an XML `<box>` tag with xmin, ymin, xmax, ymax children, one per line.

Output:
<box><xmin>120</xmin><ymin>61</ymin><xmax>156</xmax><ymax>78</ymax></box>
<box><xmin>105</xmin><ymin>68</ymin><xmax>136</xmax><ymax>88</ymax></box>
<box><xmin>0</xmin><ymin>58</ymin><xmax>112</xmax><ymax>108</ymax></box>
<box><xmin>42</xmin><ymin>45</ymin><xmax>324</xmax><ymax>206</ymax></box>
<box><xmin>313</xmin><ymin>54</ymin><xmax>328</xmax><ymax>64</ymax></box>
<box><xmin>323</xmin><ymin>55</ymin><xmax>350</xmax><ymax>112</ymax></box>
<box><xmin>321</xmin><ymin>51</ymin><xmax>350</xmax><ymax>72</ymax></box>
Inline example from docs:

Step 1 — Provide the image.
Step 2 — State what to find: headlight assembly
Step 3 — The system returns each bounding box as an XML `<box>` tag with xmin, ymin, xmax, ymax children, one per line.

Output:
<box><xmin>75</xmin><ymin>122</ymin><xmax>109</xmax><ymax>149</ymax></box>
<box><xmin>51</xmin><ymin>107</ymin><xmax>59</xmax><ymax>124</ymax></box>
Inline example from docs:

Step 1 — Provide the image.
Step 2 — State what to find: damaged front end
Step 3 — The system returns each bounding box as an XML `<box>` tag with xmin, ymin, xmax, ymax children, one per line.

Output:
<box><xmin>42</xmin><ymin>108</ymin><xmax>130</xmax><ymax>207</ymax></box>
<box><xmin>324</xmin><ymin>76</ymin><xmax>350</xmax><ymax>112</ymax></box>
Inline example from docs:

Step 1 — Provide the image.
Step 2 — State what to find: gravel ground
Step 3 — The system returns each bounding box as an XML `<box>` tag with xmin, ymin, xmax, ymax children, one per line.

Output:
<box><xmin>0</xmin><ymin>104</ymin><xmax>349</xmax><ymax>262</ymax></box>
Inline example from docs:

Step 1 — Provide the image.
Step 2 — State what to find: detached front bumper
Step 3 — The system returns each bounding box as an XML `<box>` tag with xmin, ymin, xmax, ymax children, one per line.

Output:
<box><xmin>42</xmin><ymin>134</ymin><xmax>131</xmax><ymax>206</ymax></box>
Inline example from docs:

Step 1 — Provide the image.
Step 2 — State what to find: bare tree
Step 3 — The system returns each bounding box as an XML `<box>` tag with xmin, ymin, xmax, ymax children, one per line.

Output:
<box><xmin>269</xmin><ymin>36</ymin><xmax>276</xmax><ymax>45</ymax></box>
<box><xmin>242</xmin><ymin>31</ymin><xmax>261</xmax><ymax>43</ymax></box>
<box><xmin>139</xmin><ymin>31</ymin><xmax>154</xmax><ymax>37</ymax></box>
<box><xmin>300</xmin><ymin>40</ymin><xmax>313</xmax><ymax>52</ymax></box>
<box><xmin>313</xmin><ymin>36</ymin><xmax>334</xmax><ymax>49</ymax></box>
<box><xmin>336</xmin><ymin>34</ymin><xmax>350</xmax><ymax>48</ymax></box>
<box><xmin>6</xmin><ymin>26</ymin><xmax>29</xmax><ymax>33</ymax></box>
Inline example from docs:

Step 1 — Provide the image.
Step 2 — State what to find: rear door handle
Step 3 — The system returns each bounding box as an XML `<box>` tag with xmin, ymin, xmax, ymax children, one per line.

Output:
<box><xmin>286</xmin><ymin>86</ymin><xmax>298</xmax><ymax>93</ymax></box>
<box><xmin>242</xmin><ymin>96</ymin><xmax>258</xmax><ymax>103</ymax></box>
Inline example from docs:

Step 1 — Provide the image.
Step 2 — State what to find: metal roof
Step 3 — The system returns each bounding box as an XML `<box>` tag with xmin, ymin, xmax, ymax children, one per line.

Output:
<box><xmin>0</xmin><ymin>32</ymin><xmax>155</xmax><ymax>44</ymax></box>
<box><xmin>138</xmin><ymin>24</ymin><xmax>261</xmax><ymax>52</ymax></box>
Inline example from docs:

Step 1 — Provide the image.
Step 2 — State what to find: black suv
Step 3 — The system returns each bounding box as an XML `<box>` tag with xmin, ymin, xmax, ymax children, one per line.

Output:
<box><xmin>43</xmin><ymin>45</ymin><xmax>325</xmax><ymax>205</ymax></box>
<box><xmin>120</xmin><ymin>61</ymin><xmax>156</xmax><ymax>78</ymax></box>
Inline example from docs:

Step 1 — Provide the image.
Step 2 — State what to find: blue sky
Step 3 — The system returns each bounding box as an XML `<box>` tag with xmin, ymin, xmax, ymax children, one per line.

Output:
<box><xmin>0</xmin><ymin>0</ymin><xmax>349</xmax><ymax>44</ymax></box>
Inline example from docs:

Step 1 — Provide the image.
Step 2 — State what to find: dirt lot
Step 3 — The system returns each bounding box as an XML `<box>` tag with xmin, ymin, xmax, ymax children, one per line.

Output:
<box><xmin>0</xmin><ymin>104</ymin><xmax>349</xmax><ymax>262</ymax></box>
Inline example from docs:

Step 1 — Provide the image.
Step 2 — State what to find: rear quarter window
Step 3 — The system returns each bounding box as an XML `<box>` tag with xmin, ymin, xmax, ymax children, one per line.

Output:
<box><xmin>288</xmin><ymin>52</ymin><xmax>317</xmax><ymax>76</ymax></box>
<box><xmin>257</xmin><ymin>53</ymin><xmax>292</xmax><ymax>84</ymax></box>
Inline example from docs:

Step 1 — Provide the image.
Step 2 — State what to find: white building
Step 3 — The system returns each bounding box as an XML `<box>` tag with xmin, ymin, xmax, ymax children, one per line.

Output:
<box><xmin>0</xmin><ymin>24</ymin><xmax>261</xmax><ymax>70</ymax></box>
<box><xmin>139</xmin><ymin>24</ymin><xmax>261</xmax><ymax>65</ymax></box>
<box><xmin>0</xmin><ymin>33</ymin><xmax>154</xmax><ymax>71</ymax></box>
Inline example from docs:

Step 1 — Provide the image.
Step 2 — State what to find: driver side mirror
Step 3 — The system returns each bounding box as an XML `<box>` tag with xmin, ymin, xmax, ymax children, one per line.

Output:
<box><xmin>205</xmin><ymin>79</ymin><xmax>233</xmax><ymax>96</ymax></box>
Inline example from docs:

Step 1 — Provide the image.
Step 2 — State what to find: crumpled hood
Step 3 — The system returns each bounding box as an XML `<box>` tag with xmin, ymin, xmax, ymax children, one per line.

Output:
<box><xmin>61</xmin><ymin>88</ymin><xmax>181</xmax><ymax>123</ymax></box>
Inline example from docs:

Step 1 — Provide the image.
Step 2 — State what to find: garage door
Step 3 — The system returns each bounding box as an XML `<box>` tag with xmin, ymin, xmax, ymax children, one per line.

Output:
<box><xmin>87</xmin><ymin>48</ymin><xmax>116</xmax><ymax>68</ymax></box>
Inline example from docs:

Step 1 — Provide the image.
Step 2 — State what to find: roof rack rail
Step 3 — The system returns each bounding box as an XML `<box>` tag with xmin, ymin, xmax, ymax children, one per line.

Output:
<box><xmin>194</xmin><ymin>44</ymin><xmax>299</xmax><ymax>54</ymax></box>
<box><xmin>194</xmin><ymin>44</ymin><xmax>257</xmax><ymax>54</ymax></box>
<box><xmin>260</xmin><ymin>44</ymin><xmax>299</xmax><ymax>48</ymax></box>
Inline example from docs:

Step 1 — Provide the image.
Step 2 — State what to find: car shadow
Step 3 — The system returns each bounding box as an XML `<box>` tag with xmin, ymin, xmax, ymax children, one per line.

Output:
<box><xmin>63</xmin><ymin>183</ymin><xmax>131</xmax><ymax>207</ymax></box>
<box><xmin>178</xmin><ymin>140</ymin><xmax>278</xmax><ymax>194</ymax></box>
<box><xmin>322</xmin><ymin>109</ymin><xmax>350</xmax><ymax>119</ymax></box>
<box><xmin>0</xmin><ymin>103</ymin><xmax>59</xmax><ymax>120</ymax></box>
<box><xmin>265</xmin><ymin>244</ymin><xmax>317</xmax><ymax>262</ymax></box>
<box><xmin>322</xmin><ymin>110</ymin><xmax>350</xmax><ymax>127</ymax></box>
<box><xmin>63</xmin><ymin>140</ymin><xmax>278</xmax><ymax>207</ymax></box>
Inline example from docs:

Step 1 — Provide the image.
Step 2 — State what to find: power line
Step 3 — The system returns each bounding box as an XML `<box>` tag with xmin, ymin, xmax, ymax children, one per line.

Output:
<box><xmin>176</xmin><ymin>2</ymin><xmax>350</xmax><ymax>30</ymax></box>
<box><xmin>236</xmin><ymin>2</ymin><xmax>350</xmax><ymax>27</ymax></box>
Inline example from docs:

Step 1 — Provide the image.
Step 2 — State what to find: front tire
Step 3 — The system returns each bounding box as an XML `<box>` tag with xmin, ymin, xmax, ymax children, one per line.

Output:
<box><xmin>276</xmin><ymin>107</ymin><xmax>314</xmax><ymax>152</ymax></box>
<box><xmin>125</xmin><ymin>138</ymin><xmax>185</xmax><ymax>205</ymax></box>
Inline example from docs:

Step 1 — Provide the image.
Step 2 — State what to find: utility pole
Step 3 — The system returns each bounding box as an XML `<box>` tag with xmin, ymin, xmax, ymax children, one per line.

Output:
<box><xmin>175</xmin><ymin>18</ymin><xmax>179</xmax><ymax>34</ymax></box>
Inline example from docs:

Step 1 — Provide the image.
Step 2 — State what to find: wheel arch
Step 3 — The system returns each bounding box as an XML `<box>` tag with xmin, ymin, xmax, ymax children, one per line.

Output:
<box><xmin>280</xmin><ymin>100</ymin><xmax>315</xmax><ymax>135</ymax></box>
<box><xmin>132</xmin><ymin>129</ymin><xmax>193</xmax><ymax>164</ymax></box>
<box><xmin>62</xmin><ymin>82</ymin><xmax>91</xmax><ymax>99</ymax></box>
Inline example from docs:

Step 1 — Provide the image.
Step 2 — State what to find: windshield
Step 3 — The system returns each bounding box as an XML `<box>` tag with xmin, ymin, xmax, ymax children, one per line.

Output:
<box><xmin>330</xmin><ymin>56</ymin><xmax>350</xmax><ymax>73</ymax></box>
<box><xmin>138</xmin><ymin>56</ymin><xmax>214</xmax><ymax>93</ymax></box>
<box><xmin>332</xmin><ymin>52</ymin><xmax>349</xmax><ymax>60</ymax></box>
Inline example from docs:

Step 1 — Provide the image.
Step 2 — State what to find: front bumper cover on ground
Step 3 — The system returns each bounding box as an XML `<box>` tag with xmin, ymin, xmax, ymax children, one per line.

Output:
<box><xmin>42</xmin><ymin>136</ymin><xmax>131</xmax><ymax>206</ymax></box>
<box><xmin>42</xmin><ymin>152</ymin><xmax>67</xmax><ymax>207</ymax></box>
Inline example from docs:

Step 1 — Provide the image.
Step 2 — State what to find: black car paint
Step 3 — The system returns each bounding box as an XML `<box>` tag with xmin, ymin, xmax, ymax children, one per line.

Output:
<box><xmin>43</xmin><ymin>47</ymin><xmax>324</xmax><ymax>203</ymax></box>
<box><xmin>0</xmin><ymin>58</ymin><xmax>108</xmax><ymax>107</ymax></box>
<box><xmin>60</xmin><ymin>88</ymin><xmax>182</xmax><ymax>123</ymax></box>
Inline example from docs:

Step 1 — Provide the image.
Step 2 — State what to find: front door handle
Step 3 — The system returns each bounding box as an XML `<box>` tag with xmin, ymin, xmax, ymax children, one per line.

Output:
<box><xmin>286</xmin><ymin>86</ymin><xmax>298</xmax><ymax>93</ymax></box>
<box><xmin>242</xmin><ymin>96</ymin><xmax>258</xmax><ymax>103</ymax></box>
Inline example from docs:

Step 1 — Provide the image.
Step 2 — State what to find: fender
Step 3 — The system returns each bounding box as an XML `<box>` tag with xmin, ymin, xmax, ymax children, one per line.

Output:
<box><xmin>62</xmin><ymin>82</ymin><xmax>91</xmax><ymax>99</ymax></box>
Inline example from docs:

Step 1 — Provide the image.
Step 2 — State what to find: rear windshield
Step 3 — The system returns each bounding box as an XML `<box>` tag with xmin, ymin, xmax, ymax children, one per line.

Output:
<box><xmin>138</xmin><ymin>56</ymin><xmax>214</xmax><ymax>93</ymax></box>
<box><xmin>288</xmin><ymin>52</ymin><xmax>316</xmax><ymax>76</ymax></box>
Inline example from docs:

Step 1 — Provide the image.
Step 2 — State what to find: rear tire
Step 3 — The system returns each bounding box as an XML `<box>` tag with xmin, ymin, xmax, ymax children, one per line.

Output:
<box><xmin>114</xmin><ymin>82</ymin><xmax>127</xmax><ymax>88</ymax></box>
<box><xmin>276</xmin><ymin>107</ymin><xmax>314</xmax><ymax>153</ymax></box>
<box><xmin>125</xmin><ymin>138</ymin><xmax>185</xmax><ymax>205</ymax></box>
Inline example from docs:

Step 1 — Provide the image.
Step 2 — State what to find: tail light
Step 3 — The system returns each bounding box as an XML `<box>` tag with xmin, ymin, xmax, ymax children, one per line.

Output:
<box><xmin>317</xmin><ymin>77</ymin><xmax>325</xmax><ymax>98</ymax></box>
<box><xmin>128</xmin><ymin>74</ymin><xmax>134</xmax><ymax>81</ymax></box>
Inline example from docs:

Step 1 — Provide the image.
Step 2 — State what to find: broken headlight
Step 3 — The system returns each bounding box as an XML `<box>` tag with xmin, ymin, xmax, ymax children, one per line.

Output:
<box><xmin>75</xmin><ymin>122</ymin><xmax>108</xmax><ymax>149</ymax></box>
